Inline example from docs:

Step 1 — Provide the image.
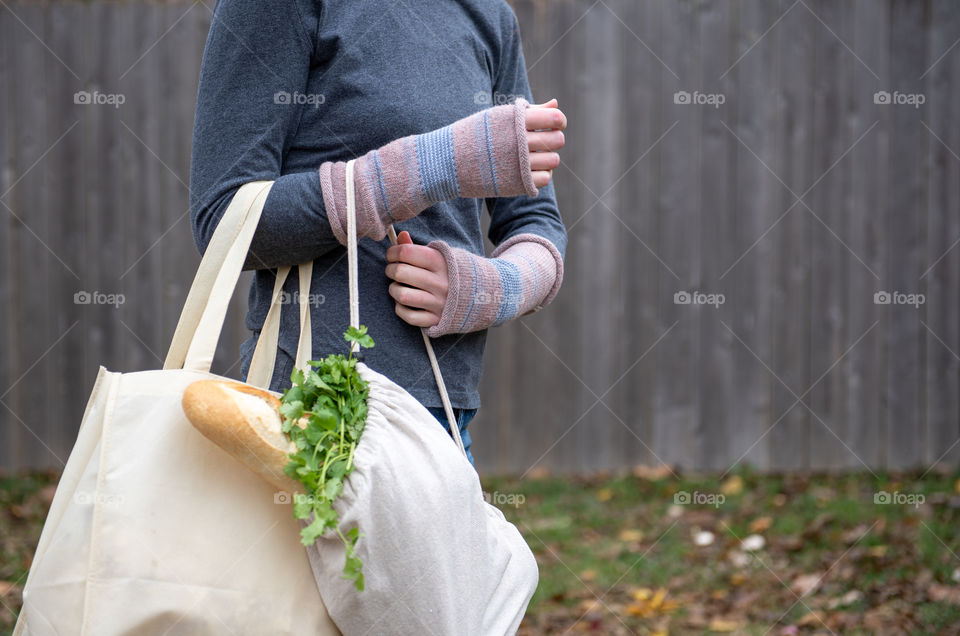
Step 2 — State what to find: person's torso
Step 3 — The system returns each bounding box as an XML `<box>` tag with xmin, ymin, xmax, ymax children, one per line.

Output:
<box><xmin>244</xmin><ymin>0</ymin><xmax>516</xmax><ymax>409</ymax></box>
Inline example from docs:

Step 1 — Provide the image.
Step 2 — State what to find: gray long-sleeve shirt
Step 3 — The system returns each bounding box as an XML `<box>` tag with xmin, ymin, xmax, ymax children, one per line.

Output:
<box><xmin>189</xmin><ymin>0</ymin><xmax>567</xmax><ymax>409</ymax></box>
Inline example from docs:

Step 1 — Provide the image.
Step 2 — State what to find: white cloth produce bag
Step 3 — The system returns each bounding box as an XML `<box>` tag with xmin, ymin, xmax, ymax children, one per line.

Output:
<box><xmin>253</xmin><ymin>158</ymin><xmax>539</xmax><ymax>634</ymax></box>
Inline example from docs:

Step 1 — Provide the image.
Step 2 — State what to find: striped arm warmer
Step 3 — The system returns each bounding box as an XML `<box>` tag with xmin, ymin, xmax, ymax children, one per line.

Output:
<box><xmin>424</xmin><ymin>233</ymin><xmax>564</xmax><ymax>337</ymax></box>
<box><xmin>318</xmin><ymin>98</ymin><xmax>539</xmax><ymax>244</ymax></box>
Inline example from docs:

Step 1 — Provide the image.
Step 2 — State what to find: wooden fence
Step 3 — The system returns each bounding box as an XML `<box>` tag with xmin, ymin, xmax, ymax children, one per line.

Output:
<box><xmin>1</xmin><ymin>0</ymin><xmax>958</xmax><ymax>475</ymax></box>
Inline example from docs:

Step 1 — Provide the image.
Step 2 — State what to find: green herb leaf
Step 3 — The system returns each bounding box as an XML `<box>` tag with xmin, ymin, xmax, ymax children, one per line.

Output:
<box><xmin>344</xmin><ymin>325</ymin><xmax>375</xmax><ymax>350</ymax></box>
<box><xmin>279</xmin><ymin>326</ymin><xmax>373</xmax><ymax>592</ymax></box>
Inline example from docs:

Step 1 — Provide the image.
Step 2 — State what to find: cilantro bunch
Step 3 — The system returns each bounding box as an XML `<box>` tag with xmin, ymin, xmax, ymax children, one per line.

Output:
<box><xmin>279</xmin><ymin>325</ymin><xmax>375</xmax><ymax>591</ymax></box>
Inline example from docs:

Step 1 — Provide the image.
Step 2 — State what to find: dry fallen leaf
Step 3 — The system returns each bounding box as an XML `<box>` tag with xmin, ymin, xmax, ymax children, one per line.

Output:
<box><xmin>632</xmin><ymin>464</ymin><xmax>674</xmax><ymax>481</ymax></box>
<box><xmin>720</xmin><ymin>475</ymin><xmax>744</xmax><ymax>496</ymax></box>
<box><xmin>828</xmin><ymin>589</ymin><xmax>864</xmax><ymax>609</ymax></box>
<box><xmin>596</xmin><ymin>488</ymin><xmax>613</xmax><ymax>502</ymax></box>
<box><xmin>526</xmin><ymin>466</ymin><xmax>550</xmax><ymax>479</ymax></box>
<box><xmin>576</xmin><ymin>598</ymin><xmax>603</xmax><ymax>615</ymax></box>
<box><xmin>728</xmin><ymin>550</ymin><xmax>751</xmax><ymax>568</ymax></box>
<box><xmin>866</xmin><ymin>545</ymin><xmax>888</xmax><ymax>558</ymax></box>
<box><xmin>0</xmin><ymin>581</ymin><xmax>21</xmax><ymax>597</ymax></box>
<box><xmin>625</xmin><ymin>587</ymin><xmax>678</xmax><ymax>618</ymax></box>
<box><xmin>796</xmin><ymin>610</ymin><xmax>826</xmax><ymax>627</ymax></box>
<box><xmin>708</xmin><ymin>617</ymin><xmax>745</xmax><ymax>632</ymax></box>
<box><xmin>618</xmin><ymin>529</ymin><xmax>644</xmax><ymax>543</ymax></box>
<box><xmin>928</xmin><ymin>583</ymin><xmax>960</xmax><ymax>605</ymax></box>
<box><xmin>790</xmin><ymin>573</ymin><xmax>822</xmax><ymax>598</ymax></box>
<box><xmin>38</xmin><ymin>485</ymin><xmax>57</xmax><ymax>506</ymax></box>
<box><xmin>580</xmin><ymin>569</ymin><xmax>596</xmax><ymax>582</ymax></box>
<box><xmin>749</xmin><ymin>516</ymin><xmax>773</xmax><ymax>533</ymax></box>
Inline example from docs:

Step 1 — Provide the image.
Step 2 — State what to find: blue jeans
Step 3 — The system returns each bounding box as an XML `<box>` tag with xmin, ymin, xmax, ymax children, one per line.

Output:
<box><xmin>425</xmin><ymin>406</ymin><xmax>477</xmax><ymax>466</ymax></box>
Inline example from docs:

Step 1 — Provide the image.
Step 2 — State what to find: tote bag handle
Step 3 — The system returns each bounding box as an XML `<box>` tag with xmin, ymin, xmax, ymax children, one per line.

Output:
<box><xmin>247</xmin><ymin>160</ymin><xmax>466</xmax><ymax>457</ymax></box>
<box><xmin>163</xmin><ymin>181</ymin><xmax>274</xmax><ymax>374</ymax></box>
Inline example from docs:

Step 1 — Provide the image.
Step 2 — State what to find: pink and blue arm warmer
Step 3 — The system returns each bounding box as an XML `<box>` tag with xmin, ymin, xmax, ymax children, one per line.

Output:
<box><xmin>425</xmin><ymin>233</ymin><xmax>564</xmax><ymax>337</ymax></box>
<box><xmin>318</xmin><ymin>98</ymin><xmax>538</xmax><ymax>244</ymax></box>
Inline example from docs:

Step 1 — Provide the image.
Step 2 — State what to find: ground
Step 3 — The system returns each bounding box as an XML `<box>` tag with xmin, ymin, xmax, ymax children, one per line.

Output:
<box><xmin>2</xmin><ymin>467</ymin><xmax>959</xmax><ymax>635</ymax></box>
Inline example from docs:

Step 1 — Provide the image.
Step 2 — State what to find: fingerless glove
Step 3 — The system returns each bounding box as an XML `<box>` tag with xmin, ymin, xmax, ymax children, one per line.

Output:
<box><xmin>318</xmin><ymin>98</ymin><xmax>538</xmax><ymax>245</ymax></box>
<box><xmin>425</xmin><ymin>233</ymin><xmax>563</xmax><ymax>337</ymax></box>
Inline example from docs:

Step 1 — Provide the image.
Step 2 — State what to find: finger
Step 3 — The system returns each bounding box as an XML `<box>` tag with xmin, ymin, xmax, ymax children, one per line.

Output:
<box><xmin>529</xmin><ymin>152</ymin><xmax>560</xmax><ymax>172</ymax></box>
<box><xmin>529</xmin><ymin>98</ymin><xmax>558</xmax><ymax>109</ymax></box>
<box><xmin>532</xmin><ymin>170</ymin><xmax>553</xmax><ymax>188</ymax></box>
<box><xmin>527</xmin><ymin>130</ymin><xmax>565</xmax><ymax>152</ymax></box>
<box><xmin>385</xmin><ymin>261</ymin><xmax>448</xmax><ymax>295</ymax></box>
<box><xmin>394</xmin><ymin>303</ymin><xmax>440</xmax><ymax>328</ymax></box>
<box><xmin>385</xmin><ymin>243</ymin><xmax>447</xmax><ymax>272</ymax></box>
<box><xmin>526</xmin><ymin>107</ymin><xmax>566</xmax><ymax>131</ymax></box>
<box><xmin>388</xmin><ymin>282</ymin><xmax>444</xmax><ymax>314</ymax></box>
<box><xmin>386</xmin><ymin>231</ymin><xmax>417</xmax><ymax>262</ymax></box>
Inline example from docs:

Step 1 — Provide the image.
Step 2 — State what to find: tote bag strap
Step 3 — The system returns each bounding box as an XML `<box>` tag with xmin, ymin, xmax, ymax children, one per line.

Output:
<box><xmin>246</xmin><ymin>160</ymin><xmax>466</xmax><ymax>458</ymax></box>
<box><xmin>164</xmin><ymin>181</ymin><xmax>274</xmax><ymax>374</ymax></box>
<box><xmin>245</xmin><ymin>262</ymin><xmax>313</xmax><ymax>388</ymax></box>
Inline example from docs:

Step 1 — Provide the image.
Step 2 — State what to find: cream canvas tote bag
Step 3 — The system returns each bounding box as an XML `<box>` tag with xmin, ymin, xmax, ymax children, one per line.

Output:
<box><xmin>14</xmin><ymin>181</ymin><xmax>339</xmax><ymax>635</ymax></box>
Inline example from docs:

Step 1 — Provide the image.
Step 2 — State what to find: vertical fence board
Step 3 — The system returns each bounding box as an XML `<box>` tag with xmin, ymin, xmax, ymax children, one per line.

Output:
<box><xmin>727</xmin><ymin>0</ymin><xmax>778</xmax><ymax>472</ymax></box>
<box><xmin>695</xmin><ymin>0</ymin><xmax>736</xmax><ymax>471</ymax></box>
<box><xmin>923</xmin><ymin>1</ymin><xmax>960</xmax><ymax>469</ymax></box>
<box><xmin>806</xmin><ymin>0</ymin><xmax>849</xmax><ymax>471</ymax></box>
<box><xmin>768</xmin><ymin>0</ymin><xmax>813</xmax><ymax>471</ymax></box>
<box><xmin>0</xmin><ymin>7</ymin><xmax>18</xmax><ymax>470</ymax></box>
<box><xmin>519</xmin><ymin>0</ymin><xmax>578</xmax><ymax>476</ymax></box>
<box><xmin>614</xmin><ymin>0</ymin><xmax>660</xmax><ymax>469</ymax></box>
<box><xmin>654</xmin><ymin>0</ymin><xmax>701</xmax><ymax>470</ymax></box>
<box><xmin>10</xmin><ymin>5</ymin><xmax>61</xmax><ymax>471</ymax></box>
<box><xmin>93</xmin><ymin>1</ymin><xmax>126</xmax><ymax>384</ymax></box>
<box><xmin>885</xmin><ymin>0</ymin><xmax>928</xmax><ymax>470</ymax></box>
<box><xmin>846</xmin><ymin>0</ymin><xmax>887</xmax><ymax>470</ymax></box>
<box><xmin>47</xmin><ymin>2</ymin><xmax>85</xmax><ymax>464</ymax></box>
<box><xmin>578</xmin><ymin>0</ymin><xmax>623</xmax><ymax>472</ymax></box>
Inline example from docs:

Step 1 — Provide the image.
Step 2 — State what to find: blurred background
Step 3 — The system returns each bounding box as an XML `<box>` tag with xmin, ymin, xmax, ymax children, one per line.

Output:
<box><xmin>1</xmin><ymin>0</ymin><xmax>956</xmax><ymax>476</ymax></box>
<box><xmin>2</xmin><ymin>1</ymin><xmax>960</xmax><ymax>632</ymax></box>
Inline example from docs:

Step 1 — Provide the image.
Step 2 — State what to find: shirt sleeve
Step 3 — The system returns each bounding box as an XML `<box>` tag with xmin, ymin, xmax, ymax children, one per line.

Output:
<box><xmin>484</xmin><ymin>2</ymin><xmax>568</xmax><ymax>262</ymax></box>
<box><xmin>189</xmin><ymin>0</ymin><xmax>338</xmax><ymax>271</ymax></box>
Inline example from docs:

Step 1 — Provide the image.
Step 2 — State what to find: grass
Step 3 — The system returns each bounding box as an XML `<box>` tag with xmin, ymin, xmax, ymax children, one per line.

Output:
<box><xmin>483</xmin><ymin>467</ymin><xmax>960</xmax><ymax>635</ymax></box>
<box><xmin>2</xmin><ymin>467</ymin><xmax>959</xmax><ymax>634</ymax></box>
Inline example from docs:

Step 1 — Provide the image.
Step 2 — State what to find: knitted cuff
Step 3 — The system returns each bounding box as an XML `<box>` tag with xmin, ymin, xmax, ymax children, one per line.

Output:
<box><xmin>318</xmin><ymin>98</ymin><xmax>538</xmax><ymax>245</ymax></box>
<box><xmin>425</xmin><ymin>233</ymin><xmax>564</xmax><ymax>337</ymax></box>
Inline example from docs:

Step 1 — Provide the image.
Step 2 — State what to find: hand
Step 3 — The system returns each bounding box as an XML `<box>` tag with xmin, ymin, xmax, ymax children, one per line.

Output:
<box><xmin>385</xmin><ymin>231</ymin><xmax>450</xmax><ymax>328</ymax></box>
<box><xmin>526</xmin><ymin>97</ymin><xmax>567</xmax><ymax>189</ymax></box>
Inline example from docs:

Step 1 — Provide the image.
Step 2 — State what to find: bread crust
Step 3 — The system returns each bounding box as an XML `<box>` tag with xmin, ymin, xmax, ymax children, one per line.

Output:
<box><xmin>182</xmin><ymin>380</ymin><xmax>305</xmax><ymax>494</ymax></box>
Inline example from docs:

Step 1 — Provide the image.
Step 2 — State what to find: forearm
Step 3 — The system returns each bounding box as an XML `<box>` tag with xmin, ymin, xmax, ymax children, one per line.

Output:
<box><xmin>318</xmin><ymin>99</ymin><xmax>538</xmax><ymax>245</ymax></box>
<box><xmin>425</xmin><ymin>233</ymin><xmax>563</xmax><ymax>337</ymax></box>
<box><xmin>191</xmin><ymin>170</ymin><xmax>340</xmax><ymax>271</ymax></box>
<box><xmin>241</xmin><ymin>171</ymin><xmax>340</xmax><ymax>270</ymax></box>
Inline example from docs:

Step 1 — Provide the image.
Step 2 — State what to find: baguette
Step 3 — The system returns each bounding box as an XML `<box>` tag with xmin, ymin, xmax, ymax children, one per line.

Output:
<box><xmin>181</xmin><ymin>380</ymin><xmax>306</xmax><ymax>494</ymax></box>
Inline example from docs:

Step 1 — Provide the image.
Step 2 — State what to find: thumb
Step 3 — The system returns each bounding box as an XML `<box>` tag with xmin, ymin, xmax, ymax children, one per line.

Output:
<box><xmin>397</xmin><ymin>230</ymin><xmax>414</xmax><ymax>245</ymax></box>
